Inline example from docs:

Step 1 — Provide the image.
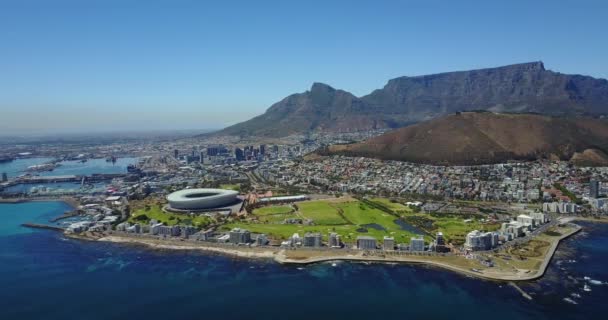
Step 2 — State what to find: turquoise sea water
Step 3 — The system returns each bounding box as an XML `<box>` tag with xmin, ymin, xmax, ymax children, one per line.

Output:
<box><xmin>40</xmin><ymin>157</ymin><xmax>138</xmax><ymax>176</ymax></box>
<box><xmin>0</xmin><ymin>201</ymin><xmax>72</xmax><ymax>235</ymax></box>
<box><xmin>0</xmin><ymin>157</ymin><xmax>53</xmax><ymax>178</ymax></box>
<box><xmin>0</xmin><ymin>202</ymin><xmax>607</xmax><ymax>320</ymax></box>
<box><xmin>0</xmin><ymin>157</ymin><xmax>138</xmax><ymax>179</ymax></box>
<box><xmin>2</xmin><ymin>158</ymin><xmax>138</xmax><ymax>194</ymax></box>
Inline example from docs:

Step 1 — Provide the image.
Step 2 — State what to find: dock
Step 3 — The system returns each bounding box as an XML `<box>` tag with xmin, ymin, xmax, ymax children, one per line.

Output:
<box><xmin>21</xmin><ymin>223</ymin><xmax>65</xmax><ymax>232</ymax></box>
<box><xmin>50</xmin><ymin>211</ymin><xmax>80</xmax><ymax>222</ymax></box>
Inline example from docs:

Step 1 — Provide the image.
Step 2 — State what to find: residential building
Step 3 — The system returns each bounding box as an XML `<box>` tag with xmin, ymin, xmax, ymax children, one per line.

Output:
<box><xmin>434</xmin><ymin>232</ymin><xmax>448</xmax><ymax>252</ymax></box>
<box><xmin>464</xmin><ymin>230</ymin><xmax>499</xmax><ymax>251</ymax></box>
<box><xmin>410</xmin><ymin>236</ymin><xmax>425</xmax><ymax>252</ymax></box>
<box><xmin>357</xmin><ymin>236</ymin><xmax>377</xmax><ymax>250</ymax></box>
<box><xmin>256</xmin><ymin>234</ymin><xmax>268</xmax><ymax>246</ymax></box>
<box><xmin>329</xmin><ymin>232</ymin><xmax>341</xmax><ymax>248</ymax></box>
<box><xmin>590</xmin><ymin>179</ymin><xmax>600</xmax><ymax>198</ymax></box>
<box><xmin>516</xmin><ymin>214</ymin><xmax>535</xmax><ymax>228</ymax></box>
<box><xmin>303</xmin><ymin>232</ymin><xmax>322</xmax><ymax>247</ymax></box>
<box><xmin>229</xmin><ymin>228</ymin><xmax>251</xmax><ymax>244</ymax></box>
<box><xmin>383</xmin><ymin>236</ymin><xmax>395</xmax><ymax>251</ymax></box>
<box><xmin>180</xmin><ymin>226</ymin><xmax>198</xmax><ymax>238</ymax></box>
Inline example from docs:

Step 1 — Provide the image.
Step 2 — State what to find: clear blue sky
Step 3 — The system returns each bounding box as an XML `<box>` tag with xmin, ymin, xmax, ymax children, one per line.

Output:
<box><xmin>1</xmin><ymin>0</ymin><xmax>607</xmax><ymax>134</ymax></box>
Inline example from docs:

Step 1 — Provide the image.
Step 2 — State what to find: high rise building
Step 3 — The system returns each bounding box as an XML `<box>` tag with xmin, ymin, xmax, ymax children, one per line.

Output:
<box><xmin>383</xmin><ymin>236</ymin><xmax>395</xmax><ymax>251</ymax></box>
<box><xmin>435</xmin><ymin>232</ymin><xmax>445</xmax><ymax>246</ymax></box>
<box><xmin>329</xmin><ymin>233</ymin><xmax>341</xmax><ymax>248</ymax></box>
<box><xmin>1</xmin><ymin>172</ymin><xmax>7</xmax><ymax>182</ymax></box>
<box><xmin>229</xmin><ymin>228</ymin><xmax>251</xmax><ymax>244</ymax></box>
<box><xmin>464</xmin><ymin>230</ymin><xmax>498</xmax><ymax>251</ymax></box>
<box><xmin>357</xmin><ymin>236</ymin><xmax>377</xmax><ymax>250</ymax></box>
<box><xmin>207</xmin><ymin>145</ymin><xmax>219</xmax><ymax>156</ymax></box>
<box><xmin>234</xmin><ymin>148</ymin><xmax>244</xmax><ymax>161</ymax></box>
<box><xmin>410</xmin><ymin>236</ymin><xmax>425</xmax><ymax>252</ymax></box>
<box><xmin>259</xmin><ymin>144</ymin><xmax>266</xmax><ymax>155</ymax></box>
<box><xmin>303</xmin><ymin>232</ymin><xmax>322</xmax><ymax>247</ymax></box>
<box><xmin>174</xmin><ymin>149</ymin><xmax>179</xmax><ymax>159</ymax></box>
<box><xmin>180</xmin><ymin>226</ymin><xmax>197</xmax><ymax>239</ymax></box>
<box><xmin>434</xmin><ymin>232</ymin><xmax>448</xmax><ymax>252</ymax></box>
<box><xmin>590</xmin><ymin>179</ymin><xmax>600</xmax><ymax>198</ymax></box>
<box><xmin>256</xmin><ymin>234</ymin><xmax>268</xmax><ymax>246</ymax></box>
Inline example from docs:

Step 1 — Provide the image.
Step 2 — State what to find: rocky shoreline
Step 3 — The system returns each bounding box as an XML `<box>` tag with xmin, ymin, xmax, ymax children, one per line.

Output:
<box><xmin>61</xmin><ymin>223</ymin><xmax>581</xmax><ymax>282</ymax></box>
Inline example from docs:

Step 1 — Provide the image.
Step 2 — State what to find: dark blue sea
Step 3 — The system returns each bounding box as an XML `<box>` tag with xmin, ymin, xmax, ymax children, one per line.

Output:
<box><xmin>1</xmin><ymin>202</ymin><xmax>607</xmax><ymax>320</ymax></box>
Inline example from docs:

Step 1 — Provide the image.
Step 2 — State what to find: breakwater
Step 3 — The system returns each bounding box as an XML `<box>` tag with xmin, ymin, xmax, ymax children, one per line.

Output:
<box><xmin>21</xmin><ymin>223</ymin><xmax>65</xmax><ymax>232</ymax></box>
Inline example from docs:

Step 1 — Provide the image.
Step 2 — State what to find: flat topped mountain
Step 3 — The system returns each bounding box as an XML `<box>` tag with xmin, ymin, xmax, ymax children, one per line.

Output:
<box><xmin>316</xmin><ymin>112</ymin><xmax>608</xmax><ymax>166</ymax></box>
<box><xmin>216</xmin><ymin>62</ymin><xmax>608</xmax><ymax>137</ymax></box>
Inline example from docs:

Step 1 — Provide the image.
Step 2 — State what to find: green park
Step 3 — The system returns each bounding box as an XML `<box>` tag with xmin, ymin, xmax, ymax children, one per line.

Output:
<box><xmin>222</xmin><ymin>197</ymin><xmax>500</xmax><ymax>245</ymax></box>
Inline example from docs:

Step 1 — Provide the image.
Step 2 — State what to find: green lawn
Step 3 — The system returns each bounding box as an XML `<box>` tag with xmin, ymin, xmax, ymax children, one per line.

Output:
<box><xmin>404</xmin><ymin>214</ymin><xmax>500</xmax><ymax>245</ymax></box>
<box><xmin>129</xmin><ymin>207</ymin><xmax>211</xmax><ymax>228</ymax></box>
<box><xmin>224</xmin><ymin>199</ymin><xmax>425</xmax><ymax>244</ymax></box>
<box><xmin>258</xmin><ymin>213</ymin><xmax>296</xmax><ymax>224</ymax></box>
<box><xmin>254</xmin><ymin>205</ymin><xmax>293</xmax><ymax>216</ymax></box>
<box><xmin>370</xmin><ymin>198</ymin><xmax>412</xmax><ymax>212</ymax></box>
<box><xmin>298</xmin><ymin>201</ymin><xmax>347</xmax><ymax>225</ymax></box>
<box><xmin>222</xmin><ymin>221</ymin><xmax>418</xmax><ymax>244</ymax></box>
<box><xmin>220</xmin><ymin>184</ymin><xmax>240</xmax><ymax>191</ymax></box>
<box><xmin>222</xmin><ymin>198</ymin><xmax>498</xmax><ymax>245</ymax></box>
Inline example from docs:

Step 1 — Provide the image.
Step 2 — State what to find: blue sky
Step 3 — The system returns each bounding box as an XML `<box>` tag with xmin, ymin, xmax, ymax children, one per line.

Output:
<box><xmin>1</xmin><ymin>0</ymin><xmax>607</xmax><ymax>134</ymax></box>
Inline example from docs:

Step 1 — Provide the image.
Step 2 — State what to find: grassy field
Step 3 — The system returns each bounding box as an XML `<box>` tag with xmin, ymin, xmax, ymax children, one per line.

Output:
<box><xmin>226</xmin><ymin>199</ymin><xmax>428</xmax><ymax>244</ymax></box>
<box><xmin>297</xmin><ymin>201</ymin><xmax>348</xmax><ymax>225</ymax></box>
<box><xmin>225</xmin><ymin>197</ymin><xmax>500</xmax><ymax>245</ymax></box>
<box><xmin>258</xmin><ymin>213</ymin><xmax>296</xmax><ymax>224</ymax></box>
<box><xmin>366</xmin><ymin>198</ymin><xmax>500</xmax><ymax>245</ymax></box>
<box><xmin>432</xmin><ymin>217</ymin><xmax>500</xmax><ymax>245</ymax></box>
<box><xmin>220</xmin><ymin>184</ymin><xmax>240</xmax><ymax>191</ymax></box>
<box><xmin>370</xmin><ymin>197</ymin><xmax>412</xmax><ymax>212</ymax></box>
<box><xmin>255</xmin><ymin>205</ymin><xmax>293</xmax><ymax>216</ymax></box>
<box><xmin>129</xmin><ymin>206</ymin><xmax>211</xmax><ymax>228</ymax></box>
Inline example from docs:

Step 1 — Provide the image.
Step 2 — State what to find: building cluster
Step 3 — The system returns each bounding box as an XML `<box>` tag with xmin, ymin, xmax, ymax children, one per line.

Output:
<box><xmin>259</xmin><ymin>156</ymin><xmax>608</xmax><ymax>208</ymax></box>
<box><xmin>64</xmin><ymin>196</ymin><xmax>129</xmax><ymax>233</ymax></box>
<box><xmin>464</xmin><ymin>212</ymin><xmax>549</xmax><ymax>251</ymax></box>
<box><xmin>542</xmin><ymin>202</ymin><xmax>578</xmax><ymax>214</ymax></box>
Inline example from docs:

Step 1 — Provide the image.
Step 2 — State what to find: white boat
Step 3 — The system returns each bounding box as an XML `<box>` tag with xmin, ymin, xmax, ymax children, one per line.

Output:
<box><xmin>563</xmin><ymin>297</ymin><xmax>578</xmax><ymax>305</ymax></box>
<box><xmin>589</xmin><ymin>279</ymin><xmax>603</xmax><ymax>286</ymax></box>
<box><xmin>584</xmin><ymin>276</ymin><xmax>591</xmax><ymax>280</ymax></box>
<box><xmin>583</xmin><ymin>284</ymin><xmax>592</xmax><ymax>292</ymax></box>
<box><xmin>570</xmin><ymin>293</ymin><xmax>581</xmax><ymax>299</ymax></box>
<box><xmin>331</xmin><ymin>263</ymin><xmax>337</xmax><ymax>267</ymax></box>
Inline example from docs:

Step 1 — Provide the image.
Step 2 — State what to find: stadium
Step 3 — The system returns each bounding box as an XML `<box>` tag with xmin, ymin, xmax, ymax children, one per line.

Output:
<box><xmin>166</xmin><ymin>188</ymin><xmax>242</xmax><ymax>213</ymax></box>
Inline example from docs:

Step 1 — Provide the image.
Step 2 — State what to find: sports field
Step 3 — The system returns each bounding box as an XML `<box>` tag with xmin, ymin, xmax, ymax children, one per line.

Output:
<box><xmin>255</xmin><ymin>205</ymin><xmax>293</xmax><ymax>216</ymax></box>
<box><xmin>297</xmin><ymin>201</ymin><xmax>348</xmax><ymax>225</ymax></box>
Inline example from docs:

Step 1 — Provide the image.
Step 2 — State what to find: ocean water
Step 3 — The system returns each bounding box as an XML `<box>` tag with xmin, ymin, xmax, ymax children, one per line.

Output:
<box><xmin>0</xmin><ymin>202</ymin><xmax>606</xmax><ymax>320</ymax></box>
<box><xmin>40</xmin><ymin>157</ymin><xmax>139</xmax><ymax>176</ymax></box>
<box><xmin>0</xmin><ymin>157</ymin><xmax>53</xmax><ymax>178</ymax></box>
<box><xmin>4</xmin><ymin>182</ymin><xmax>107</xmax><ymax>194</ymax></box>
<box><xmin>2</xmin><ymin>158</ymin><xmax>138</xmax><ymax>194</ymax></box>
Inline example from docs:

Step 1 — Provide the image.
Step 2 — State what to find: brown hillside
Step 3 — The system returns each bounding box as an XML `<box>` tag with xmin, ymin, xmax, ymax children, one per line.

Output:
<box><xmin>320</xmin><ymin>112</ymin><xmax>608</xmax><ymax>165</ymax></box>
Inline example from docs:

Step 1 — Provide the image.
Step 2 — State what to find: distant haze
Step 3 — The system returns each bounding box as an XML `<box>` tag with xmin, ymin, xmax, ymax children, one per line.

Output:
<box><xmin>1</xmin><ymin>0</ymin><xmax>607</xmax><ymax>134</ymax></box>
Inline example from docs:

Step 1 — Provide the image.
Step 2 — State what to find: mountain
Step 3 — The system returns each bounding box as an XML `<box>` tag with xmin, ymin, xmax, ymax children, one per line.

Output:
<box><xmin>216</xmin><ymin>62</ymin><xmax>608</xmax><ymax>137</ymax></box>
<box><xmin>316</xmin><ymin>112</ymin><xmax>608</xmax><ymax>166</ymax></box>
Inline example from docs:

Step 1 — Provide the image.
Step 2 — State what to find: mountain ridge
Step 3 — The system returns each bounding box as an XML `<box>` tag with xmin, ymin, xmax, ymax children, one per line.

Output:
<box><xmin>215</xmin><ymin>62</ymin><xmax>608</xmax><ymax>137</ymax></box>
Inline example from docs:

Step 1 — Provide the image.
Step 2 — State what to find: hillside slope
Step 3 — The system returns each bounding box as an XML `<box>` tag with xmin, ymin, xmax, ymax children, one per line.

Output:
<box><xmin>317</xmin><ymin>112</ymin><xmax>608</xmax><ymax>165</ymax></box>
